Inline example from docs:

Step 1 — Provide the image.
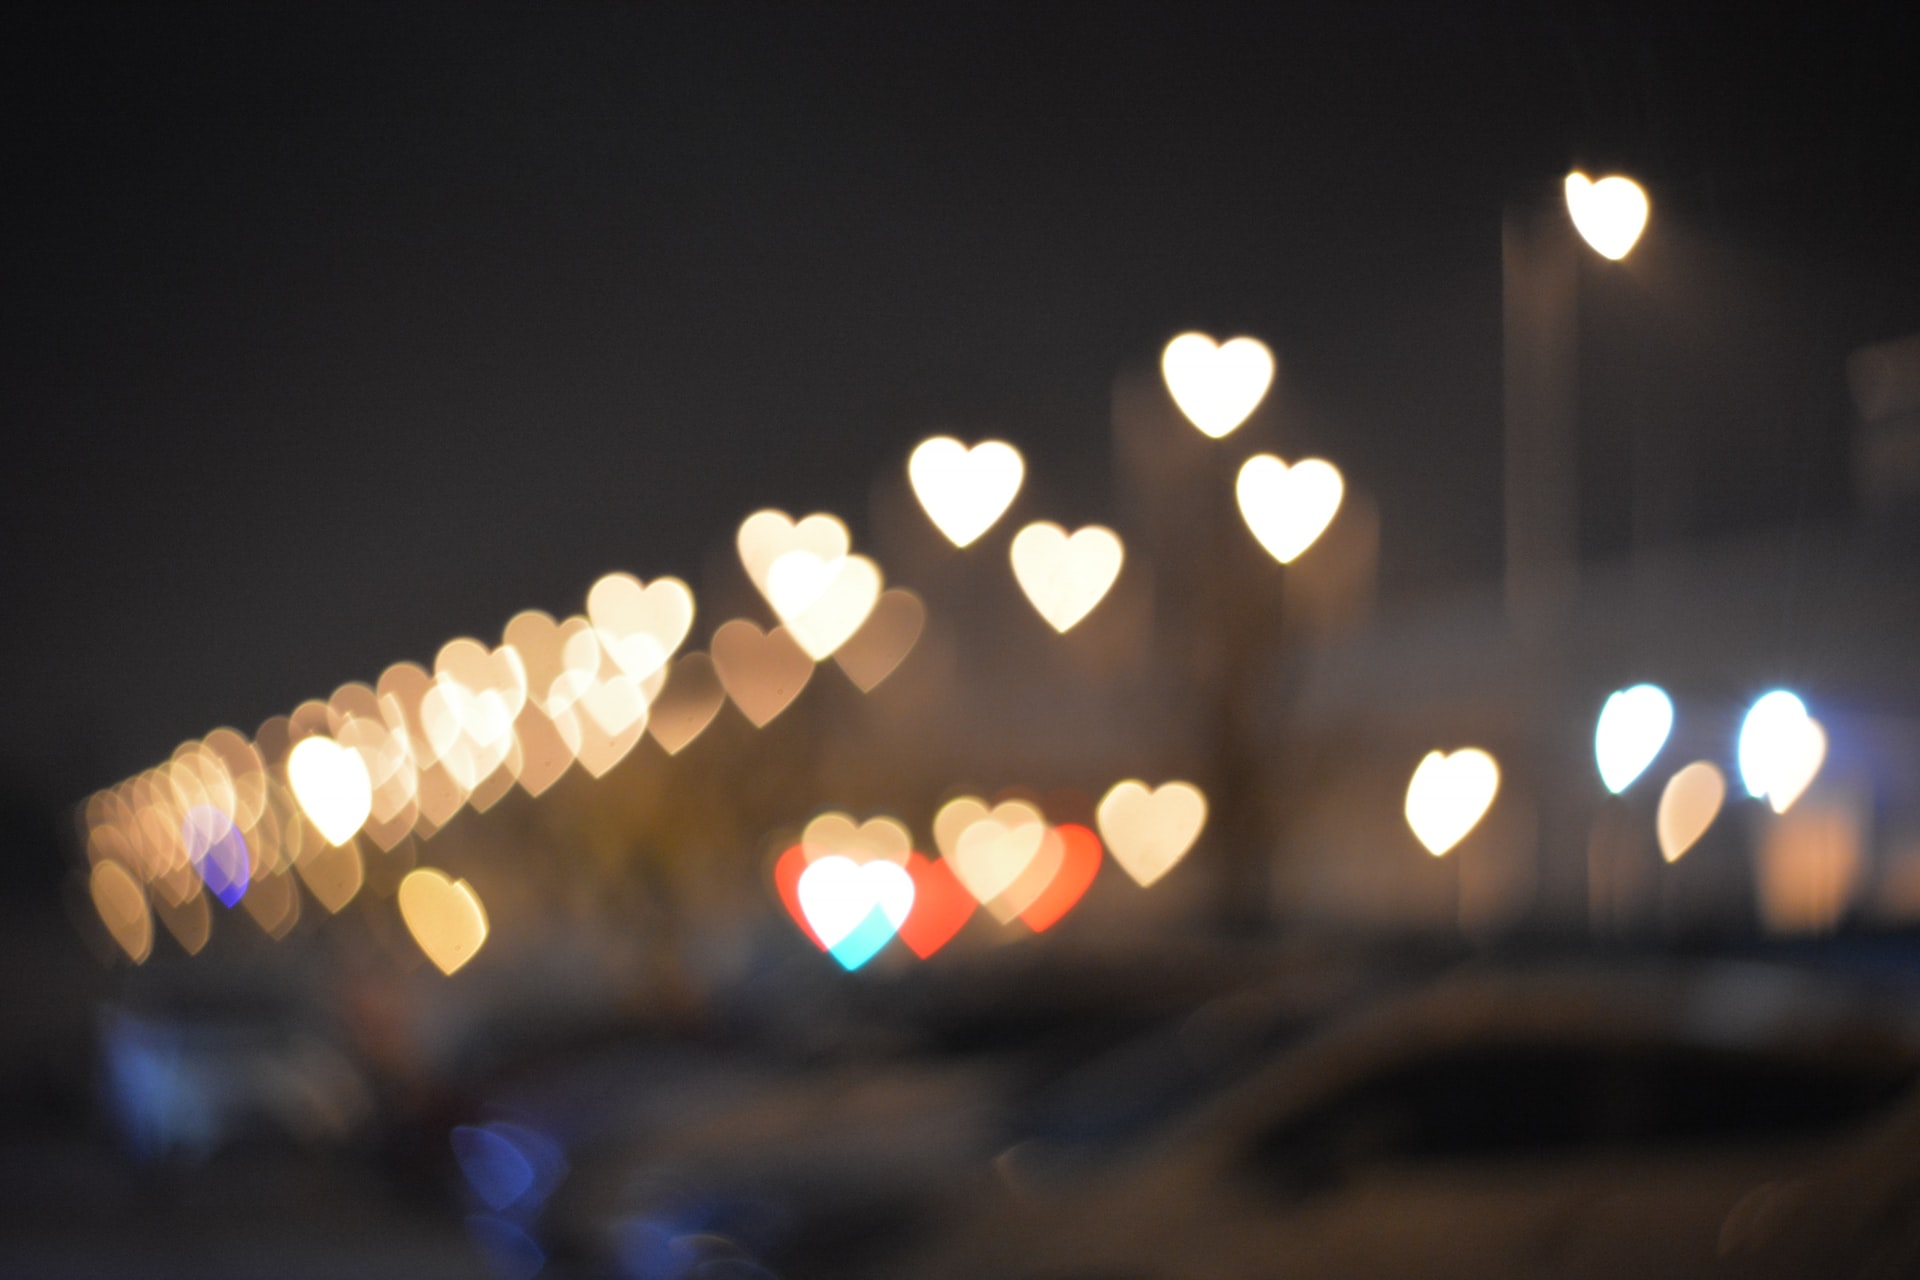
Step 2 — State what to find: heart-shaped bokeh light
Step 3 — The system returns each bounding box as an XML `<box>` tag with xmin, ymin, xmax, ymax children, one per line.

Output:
<box><xmin>1404</xmin><ymin>749</ymin><xmax>1500</xmax><ymax>856</ymax></box>
<box><xmin>768</xmin><ymin>552</ymin><xmax>882</xmax><ymax>659</ymax></box>
<box><xmin>1018</xmin><ymin>824</ymin><xmax>1102</xmax><ymax>932</ymax></box>
<box><xmin>1594</xmin><ymin>683</ymin><xmax>1673</xmax><ymax>795</ymax></box>
<box><xmin>1657</xmin><ymin>761</ymin><xmax>1726</xmax><ymax>863</ymax></box>
<box><xmin>803</xmin><ymin>812</ymin><xmax>913</xmax><ymax>865</ymax></box>
<box><xmin>711</xmin><ymin>620</ymin><xmax>813</xmax><ymax>727</ymax></box>
<box><xmin>90</xmin><ymin>860</ymin><xmax>153</xmax><ymax>963</ymax></box>
<box><xmin>944</xmin><ymin>799</ymin><xmax>1048</xmax><ymax>906</ymax></box>
<box><xmin>398</xmin><ymin>867</ymin><xmax>489</xmax><ymax>975</ymax></box>
<box><xmin>1010</xmin><ymin>523</ymin><xmax>1123</xmax><ymax>633</ymax></box>
<box><xmin>1097</xmin><ymin>781</ymin><xmax>1206</xmax><ymax>887</ymax></box>
<box><xmin>898</xmin><ymin>852</ymin><xmax>976</xmax><ymax>958</ymax></box>
<box><xmin>738</xmin><ymin>510</ymin><xmax>849</xmax><ymax>605</ymax></box>
<box><xmin>908</xmin><ymin>437</ymin><xmax>1025</xmax><ymax>548</ymax></box>
<box><xmin>833</xmin><ymin>588</ymin><xmax>926</xmax><ymax>692</ymax></box>
<box><xmin>1564</xmin><ymin>171</ymin><xmax>1649</xmax><ymax>261</ymax></box>
<box><xmin>287</xmin><ymin>736</ymin><xmax>373</xmax><ymax>847</ymax></box>
<box><xmin>1236</xmin><ymin>455</ymin><xmax>1343</xmax><ymax>564</ymax></box>
<box><xmin>1738</xmin><ymin>691</ymin><xmax>1827</xmax><ymax>814</ymax></box>
<box><xmin>645</xmin><ymin>653</ymin><xmax>727</xmax><ymax>755</ymax></box>
<box><xmin>586</xmin><ymin>573</ymin><xmax>694</xmax><ymax>682</ymax></box>
<box><xmin>1161</xmin><ymin>332</ymin><xmax>1275</xmax><ymax>439</ymax></box>
<box><xmin>796</xmin><ymin>855</ymin><xmax>914</xmax><ymax>970</ymax></box>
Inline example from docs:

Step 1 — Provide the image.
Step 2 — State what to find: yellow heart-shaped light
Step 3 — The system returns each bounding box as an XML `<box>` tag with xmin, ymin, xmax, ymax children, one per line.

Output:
<box><xmin>1236</xmin><ymin>455</ymin><xmax>1343</xmax><ymax>564</ymax></box>
<box><xmin>1162</xmin><ymin>332</ymin><xmax>1275</xmax><ymax>439</ymax></box>
<box><xmin>1564</xmin><ymin>171</ymin><xmax>1649</xmax><ymax>261</ymax></box>
<box><xmin>908</xmin><ymin>437</ymin><xmax>1025</xmax><ymax>548</ymax></box>
<box><xmin>287</xmin><ymin>736</ymin><xmax>373</xmax><ymax>847</ymax></box>
<box><xmin>1657</xmin><ymin>761</ymin><xmax>1726</xmax><ymax>863</ymax></box>
<box><xmin>1405</xmin><ymin>748</ymin><xmax>1500</xmax><ymax>856</ymax></box>
<box><xmin>1097</xmin><ymin>780</ymin><xmax>1207</xmax><ymax>887</ymax></box>
<box><xmin>1010</xmin><ymin>522</ymin><xmax>1123</xmax><ymax>633</ymax></box>
<box><xmin>398</xmin><ymin>867</ymin><xmax>488</xmax><ymax>975</ymax></box>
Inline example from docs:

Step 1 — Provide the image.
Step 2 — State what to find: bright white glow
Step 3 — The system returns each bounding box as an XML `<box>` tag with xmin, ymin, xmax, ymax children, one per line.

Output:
<box><xmin>908</xmin><ymin>437</ymin><xmax>1024</xmax><ymax>547</ymax></box>
<box><xmin>1161</xmin><ymin>333</ymin><xmax>1275</xmax><ymax>438</ymax></box>
<box><xmin>286</xmin><ymin>736</ymin><xmax>373</xmax><ymax>847</ymax></box>
<box><xmin>1404</xmin><ymin>749</ymin><xmax>1500</xmax><ymax>856</ymax></box>
<box><xmin>1235</xmin><ymin>455</ymin><xmax>1343</xmax><ymax>564</ymax></box>
<box><xmin>1564</xmin><ymin>171</ymin><xmax>1649</xmax><ymax>260</ymax></box>
<box><xmin>1738</xmin><ymin>690</ymin><xmax>1826</xmax><ymax>811</ymax></box>
<box><xmin>1594</xmin><ymin>683</ymin><xmax>1673</xmax><ymax>794</ymax></box>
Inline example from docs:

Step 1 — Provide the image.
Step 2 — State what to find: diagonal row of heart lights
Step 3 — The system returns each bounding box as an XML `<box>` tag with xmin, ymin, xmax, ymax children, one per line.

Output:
<box><xmin>77</xmin><ymin>333</ymin><xmax>1385</xmax><ymax>976</ymax></box>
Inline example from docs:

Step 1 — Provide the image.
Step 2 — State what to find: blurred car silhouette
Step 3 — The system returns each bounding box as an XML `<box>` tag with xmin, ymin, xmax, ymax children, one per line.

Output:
<box><xmin>923</xmin><ymin>961</ymin><xmax>1920</xmax><ymax>1280</ymax></box>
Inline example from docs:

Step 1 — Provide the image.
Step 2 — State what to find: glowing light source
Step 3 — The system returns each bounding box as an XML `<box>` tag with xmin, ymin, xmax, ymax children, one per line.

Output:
<box><xmin>1235</xmin><ymin>455</ymin><xmax>1343</xmax><ymax>564</ymax></box>
<box><xmin>1405</xmin><ymin>749</ymin><xmax>1500</xmax><ymax>855</ymax></box>
<box><xmin>398</xmin><ymin>867</ymin><xmax>489</xmax><ymax>975</ymax></box>
<box><xmin>586</xmin><ymin>573</ymin><xmax>694</xmax><ymax>681</ymax></box>
<box><xmin>181</xmin><ymin>805</ymin><xmax>250</xmax><ymax>907</ymax></box>
<box><xmin>908</xmin><ymin>437</ymin><xmax>1025</xmax><ymax>547</ymax></box>
<box><xmin>1564</xmin><ymin>171</ymin><xmax>1649</xmax><ymax>261</ymax></box>
<box><xmin>832</xmin><ymin>588</ymin><xmax>926</xmax><ymax>692</ymax></box>
<box><xmin>767</xmin><ymin>551</ymin><xmax>883</xmax><ymax>659</ymax></box>
<box><xmin>1738</xmin><ymin>691</ymin><xmax>1827</xmax><ymax>813</ymax></box>
<box><xmin>1656</xmin><ymin>761</ymin><xmax>1725</xmax><ymax>863</ymax></box>
<box><xmin>795</xmin><ymin>855</ymin><xmax>914</xmax><ymax>970</ymax></box>
<box><xmin>286</xmin><ymin>736</ymin><xmax>373</xmax><ymax>847</ymax></box>
<box><xmin>1009</xmin><ymin>522</ymin><xmax>1123</xmax><ymax>632</ymax></box>
<box><xmin>1594</xmin><ymin>683</ymin><xmax>1673</xmax><ymax>794</ymax></box>
<box><xmin>90</xmin><ymin>860</ymin><xmax>152</xmax><ymax>963</ymax></box>
<box><xmin>737</xmin><ymin>510</ymin><xmax>850</xmax><ymax>603</ymax></box>
<box><xmin>1096</xmin><ymin>780</ymin><xmax>1207</xmax><ymax>887</ymax></box>
<box><xmin>1161</xmin><ymin>332</ymin><xmax>1275</xmax><ymax>438</ymax></box>
<box><xmin>711</xmin><ymin>620</ymin><xmax>813</xmax><ymax>726</ymax></box>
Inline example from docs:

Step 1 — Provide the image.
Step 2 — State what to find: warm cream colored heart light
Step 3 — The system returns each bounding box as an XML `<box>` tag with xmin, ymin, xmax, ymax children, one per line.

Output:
<box><xmin>948</xmin><ymin>800</ymin><xmax>1048</xmax><ymax>906</ymax></box>
<box><xmin>1657</xmin><ymin>761</ymin><xmax>1725</xmax><ymax>863</ymax></box>
<box><xmin>1097</xmin><ymin>780</ymin><xmax>1207</xmax><ymax>887</ymax></box>
<box><xmin>833</xmin><ymin>588</ymin><xmax>926</xmax><ymax>692</ymax></box>
<box><xmin>398</xmin><ymin>867</ymin><xmax>488</xmax><ymax>975</ymax></box>
<box><xmin>908</xmin><ymin>437</ymin><xmax>1024</xmax><ymax>548</ymax></box>
<box><xmin>90</xmin><ymin>860</ymin><xmax>152</xmax><ymax>963</ymax></box>
<box><xmin>287</xmin><ymin>736</ymin><xmax>373</xmax><ymax>847</ymax></box>
<box><xmin>1405</xmin><ymin>748</ymin><xmax>1500</xmax><ymax>856</ymax></box>
<box><xmin>1162</xmin><ymin>332</ymin><xmax>1275</xmax><ymax>439</ymax></box>
<box><xmin>1564</xmin><ymin>171</ymin><xmax>1649</xmax><ymax>261</ymax></box>
<box><xmin>586</xmin><ymin>572</ymin><xmax>694</xmax><ymax>681</ymax></box>
<box><xmin>1236</xmin><ymin>455</ymin><xmax>1344</xmax><ymax>564</ymax></box>
<box><xmin>738</xmin><ymin>510</ymin><xmax>850</xmax><ymax>604</ymax></box>
<box><xmin>1010</xmin><ymin>522</ymin><xmax>1123</xmax><ymax>633</ymax></box>
<box><xmin>769</xmin><ymin>552</ymin><xmax>883</xmax><ymax>659</ymax></box>
<box><xmin>711</xmin><ymin>620</ymin><xmax>813</xmax><ymax>727</ymax></box>
<box><xmin>802</xmin><ymin>812</ymin><xmax>913</xmax><ymax>866</ymax></box>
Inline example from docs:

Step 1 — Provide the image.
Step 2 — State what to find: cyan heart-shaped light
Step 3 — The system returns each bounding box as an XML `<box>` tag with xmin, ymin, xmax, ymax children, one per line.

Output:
<box><xmin>1405</xmin><ymin>748</ymin><xmax>1500</xmax><ymax>856</ymax></box>
<box><xmin>767</xmin><ymin>551</ymin><xmax>882</xmax><ymax>659</ymax></box>
<box><xmin>796</xmin><ymin>855</ymin><xmax>914</xmax><ymax>970</ymax></box>
<box><xmin>1235</xmin><ymin>455</ymin><xmax>1343</xmax><ymax>564</ymax></box>
<box><xmin>287</xmin><ymin>735</ymin><xmax>373</xmax><ymax>847</ymax></box>
<box><xmin>908</xmin><ymin>436</ymin><xmax>1025</xmax><ymax>548</ymax></box>
<box><xmin>1097</xmin><ymin>780</ymin><xmax>1207</xmax><ymax>887</ymax></box>
<box><xmin>1161</xmin><ymin>332</ymin><xmax>1275</xmax><ymax>439</ymax></box>
<box><xmin>1594</xmin><ymin>683</ymin><xmax>1673</xmax><ymax>794</ymax></box>
<box><xmin>1564</xmin><ymin>171</ymin><xmax>1649</xmax><ymax>261</ymax></box>
<box><xmin>1010</xmin><ymin>522</ymin><xmax>1123</xmax><ymax>633</ymax></box>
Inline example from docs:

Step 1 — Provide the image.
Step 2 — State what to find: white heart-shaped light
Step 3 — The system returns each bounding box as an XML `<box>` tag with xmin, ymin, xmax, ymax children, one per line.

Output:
<box><xmin>1657</xmin><ymin>761</ymin><xmax>1725</xmax><ymax>863</ymax></box>
<box><xmin>1564</xmin><ymin>171</ymin><xmax>1649</xmax><ymax>261</ymax></box>
<box><xmin>1235</xmin><ymin>455</ymin><xmax>1343</xmax><ymax>564</ymax></box>
<box><xmin>796</xmin><ymin>855</ymin><xmax>914</xmax><ymax>949</ymax></box>
<box><xmin>1405</xmin><ymin>748</ymin><xmax>1500</xmax><ymax>856</ymax></box>
<box><xmin>771</xmin><ymin>553</ymin><xmax>883</xmax><ymax>660</ymax></box>
<box><xmin>287</xmin><ymin>736</ymin><xmax>374</xmax><ymax>847</ymax></box>
<box><xmin>1161</xmin><ymin>332</ymin><xmax>1275</xmax><ymax>439</ymax></box>
<box><xmin>1097</xmin><ymin>780</ymin><xmax>1206</xmax><ymax>887</ymax></box>
<box><xmin>586</xmin><ymin>573</ymin><xmax>694</xmax><ymax>681</ymax></box>
<box><xmin>1594</xmin><ymin>683</ymin><xmax>1673</xmax><ymax>794</ymax></box>
<box><xmin>737</xmin><ymin>510</ymin><xmax>850</xmax><ymax>604</ymax></box>
<box><xmin>1737</xmin><ymin>691</ymin><xmax>1827</xmax><ymax>813</ymax></box>
<box><xmin>1010</xmin><ymin>522</ymin><xmax>1123</xmax><ymax>633</ymax></box>
<box><xmin>908</xmin><ymin>437</ymin><xmax>1025</xmax><ymax>548</ymax></box>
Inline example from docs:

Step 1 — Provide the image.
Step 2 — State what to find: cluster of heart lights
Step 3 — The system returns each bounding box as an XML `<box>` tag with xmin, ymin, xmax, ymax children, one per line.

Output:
<box><xmin>79</xmin><ymin>327</ymin><xmax>1375</xmax><ymax>976</ymax></box>
<box><xmin>1590</xmin><ymin>684</ymin><xmax>1826</xmax><ymax>864</ymax></box>
<box><xmin>777</xmin><ymin>780</ymin><xmax>1209</xmax><ymax>969</ymax></box>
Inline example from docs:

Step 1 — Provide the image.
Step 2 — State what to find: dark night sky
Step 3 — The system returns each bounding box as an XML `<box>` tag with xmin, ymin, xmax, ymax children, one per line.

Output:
<box><xmin>4</xmin><ymin>1</ymin><xmax>1918</xmax><ymax>802</ymax></box>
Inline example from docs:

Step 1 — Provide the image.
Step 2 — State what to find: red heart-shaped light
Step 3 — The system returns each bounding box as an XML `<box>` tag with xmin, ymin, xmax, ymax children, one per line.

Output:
<box><xmin>1020</xmin><ymin>824</ymin><xmax>1102</xmax><ymax>933</ymax></box>
<box><xmin>899</xmin><ymin>851</ymin><xmax>976</xmax><ymax>959</ymax></box>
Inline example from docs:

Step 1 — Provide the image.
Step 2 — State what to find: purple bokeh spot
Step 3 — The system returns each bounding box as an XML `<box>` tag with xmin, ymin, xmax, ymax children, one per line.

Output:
<box><xmin>182</xmin><ymin>805</ymin><xmax>250</xmax><ymax>907</ymax></box>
